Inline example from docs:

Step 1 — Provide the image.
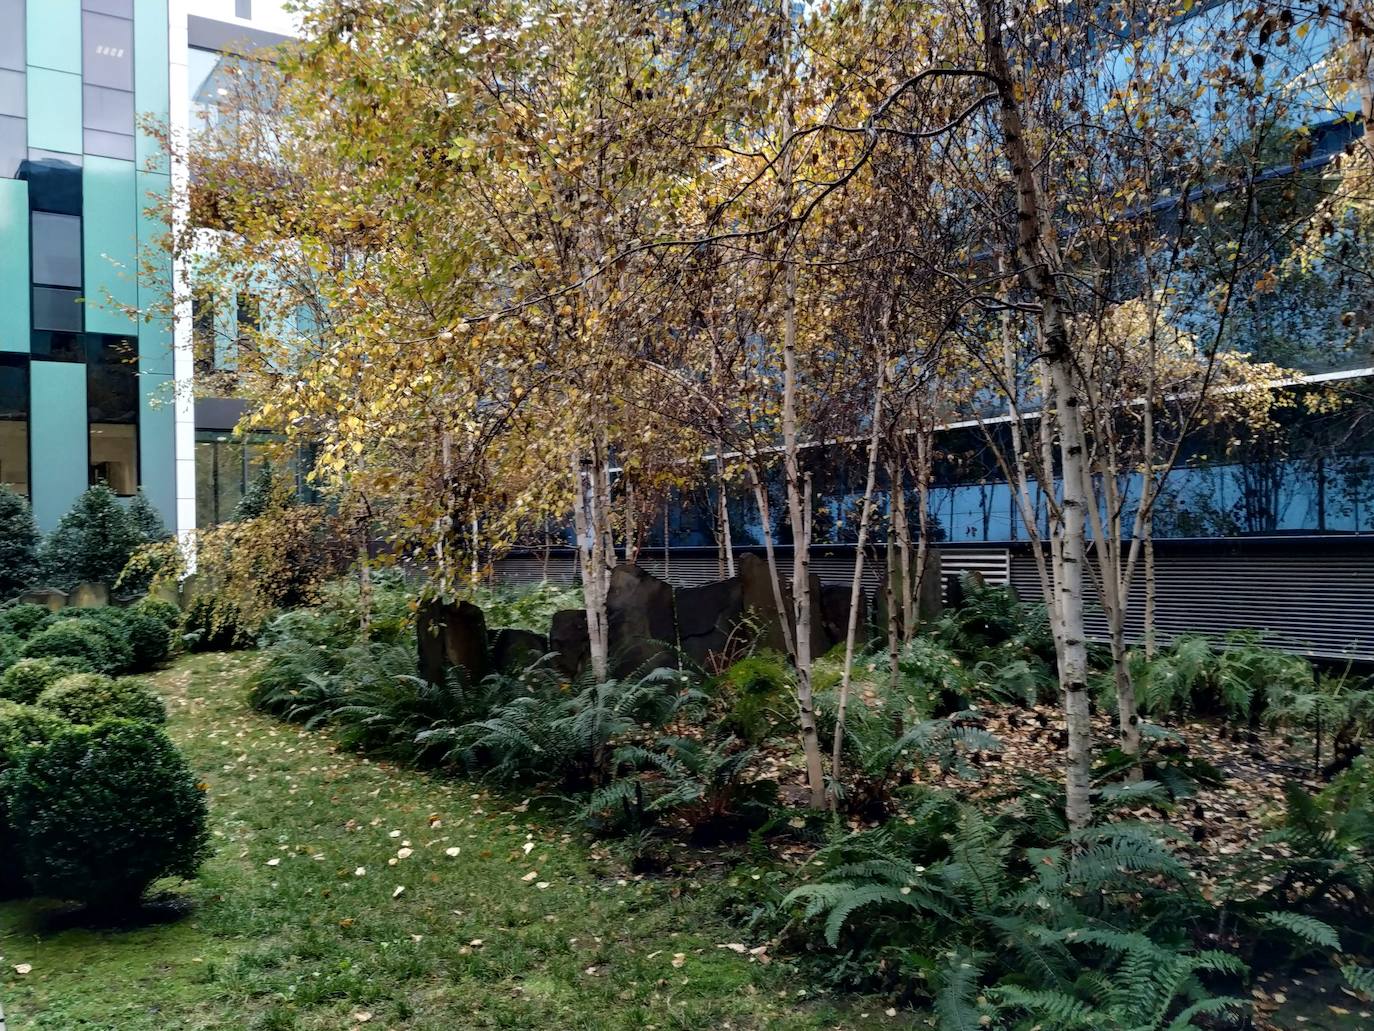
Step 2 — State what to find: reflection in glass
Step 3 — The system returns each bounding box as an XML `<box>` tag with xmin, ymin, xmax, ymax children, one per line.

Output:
<box><xmin>89</xmin><ymin>422</ymin><xmax>137</xmax><ymax>495</ymax></box>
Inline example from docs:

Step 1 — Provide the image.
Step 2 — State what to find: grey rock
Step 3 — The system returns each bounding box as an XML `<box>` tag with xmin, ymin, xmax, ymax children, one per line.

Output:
<box><xmin>549</xmin><ymin>609</ymin><xmax>590</xmax><ymax>678</ymax></box>
<box><xmin>490</xmin><ymin>627</ymin><xmax>549</xmax><ymax>673</ymax></box>
<box><xmin>417</xmin><ymin>599</ymin><xmax>489</xmax><ymax>685</ymax></box>
<box><xmin>18</xmin><ymin>588</ymin><xmax>67</xmax><ymax>612</ymax></box>
<box><xmin>68</xmin><ymin>582</ymin><xmax>110</xmax><ymax>609</ymax></box>
<box><xmin>676</xmin><ymin>576</ymin><xmax>743</xmax><ymax>667</ymax></box>
<box><xmin>737</xmin><ymin>552</ymin><xmax>789</xmax><ymax>653</ymax></box>
<box><xmin>606</xmin><ymin>562</ymin><xmax>676</xmax><ymax>676</ymax></box>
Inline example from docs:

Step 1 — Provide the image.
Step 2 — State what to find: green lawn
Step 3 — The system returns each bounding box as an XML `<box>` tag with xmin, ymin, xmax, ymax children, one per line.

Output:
<box><xmin>0</xmin><ymin>653</ymin><xmax>908</xmax><ymax>1030</ymax></box>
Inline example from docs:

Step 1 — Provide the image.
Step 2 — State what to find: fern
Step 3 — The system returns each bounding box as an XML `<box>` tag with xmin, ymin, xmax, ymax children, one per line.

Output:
<box><xmin>1262</xmin><ymin>911</ymin><xmax>1342</xmax><ymax>951</ymax></box>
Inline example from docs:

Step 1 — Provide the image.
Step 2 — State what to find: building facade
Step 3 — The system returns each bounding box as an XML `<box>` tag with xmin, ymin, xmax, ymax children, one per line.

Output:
<box><xmin>0</xmin><ymin>0</ymin><xmax>293</xmax><ymax>535</ymax></box>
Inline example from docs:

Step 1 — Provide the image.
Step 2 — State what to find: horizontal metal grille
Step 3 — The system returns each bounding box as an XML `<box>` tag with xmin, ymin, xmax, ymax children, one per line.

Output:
<box><xmin>1008</xmin><ymin>545</ymin><xmax>1374</xmax><ymax>661</ymax></box>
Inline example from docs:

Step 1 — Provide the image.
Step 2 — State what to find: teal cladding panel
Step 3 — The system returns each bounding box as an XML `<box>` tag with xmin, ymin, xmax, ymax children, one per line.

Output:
<box><xmin>30</xmin><ymin>360</ymin><xmax>88</xmax><ymax>531</ymax></box>
<box><xmin>0</xmin><ymin>179</ymin><xmax>29</xmax><ymax>353</ymax></box>
<box><xmin>140</xmin><ymin>370</ymin><xmax>175</xmax><ymax>526</ymax></box>
<box><xmin>26</xmin><ymin>0</ymin><xmax>80</xmax><ymax>75</ymax></box>
<box><xmin>26</xmin><ymin>68</ymin><xmax>81</xmax><ymax>155</ymax></box>
<box><xmin>136</xmin><ymin>170</ymin><xmax>172</xmax><ymax>373</ymax></box>
<box><xmin>133</xmin><ymin>0</ymin><xmax>169</xmax><ymax>171</ymax></box>
<box><xmin>84</xmin><ymin>157</ymin><xmax>139</xmax><ymax>335</ymax></box>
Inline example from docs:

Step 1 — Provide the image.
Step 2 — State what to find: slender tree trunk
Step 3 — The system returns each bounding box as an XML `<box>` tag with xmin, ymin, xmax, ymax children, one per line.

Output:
<box><xmin>982</xmin><ymin>0</ymin><xmax>1093</xmax><ymax>831</ymax></box>
<box><xmin>893</xmin><ymin>468</ymin><xmax>915</xmax><ymax>642</ymax></box>
<box><xmin>1144</xmin><ymin>524</ymin><xmax>1157</xmax><ymax>658</ymax></box>
<box><xmin>749</xmin><ymin>464</ymin><xmax>796</xmax><ymax>660</ymax></box>
<box><xmin>716</xmin><ymin>453</ymin><xmax>736</xmax><ymax>579</ymax></box>
<box><xmin>911</xmin><ymin>430</ymin><xmax>932</xmax><ymax>633</ymax></box>
<box><xmin>885</xmin><ymin>496</ymin><xmax>901</xmax><ymax>694</ymax></box>
<box><xmin>572</xmin><ymin>447</ymin><xmax>611</xmax><ymax>683</ymax></box>
<box><xmin>776</xmin><ymin>0</ymin><xmax>826</xmax><ymax>809</ymax></box>
<box><xmin>832</xmin><ymin>347</ymin><xmax>886</xmax><ymax>808</ymax></box>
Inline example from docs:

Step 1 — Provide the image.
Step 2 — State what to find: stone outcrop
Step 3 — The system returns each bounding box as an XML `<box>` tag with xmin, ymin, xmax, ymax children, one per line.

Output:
<box><xmin>18</xmin><ymin>588</ymin><xmax>67</xmax><ymax>611</ymax></box>
<box><xmin>68</xmin><ymin>582</ymin><xmax>110</xmax><ymax>608</ymax></box>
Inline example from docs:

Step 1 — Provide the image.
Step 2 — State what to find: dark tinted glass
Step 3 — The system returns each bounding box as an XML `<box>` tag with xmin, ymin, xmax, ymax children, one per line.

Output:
<box><xmin>0</xmin><ymin>0</ymin><xmax>23</xmax><ymax>71</ymax></box>
<box><xmin>86</xmin><ymin>334</ymin><xmax>139</xmax><ymax>423</ymax></box>
<box><xmin>31</xmin><ymin>212</ymin><xmax>82</xmax><ymax>287</ymax></box>
<box><xmin>0</xmin><ymin>354</ymin><xmax>27</xmax><ymax>419</ymax></box>
<box><xmin>0</xmin><ymin>69</ymin><xmax>23</xmax><ymax>118</ymax></box>
<box><xmin>20</xmin><ymin>154</ymin><xmax>82</xmax><ymax>214</ymax></box>
<box><xmin>83</xmin><ymin>84</ymin><xmax>133</xmax><ymax>133</ymax></box>
<box><xmin>29</xmin><ymin>330</ymin><xmax>86</xmax><ymax>361</ymax></box>
<box><xmin>32</xmin><ymin>287</ymin><xmax>84</xmax><ymax>332</ymax></box>
<box><xmin>82</xmin><ymin>12</ymin><xmax>134</xmax><ymax>91</ymax></box>
<box><xmin>0</xmin><ymin>115</ymin><xmax>23</xmax><ymax>179</ymax></box>
<box><xmin>83</xmin><ymin>128</ymin><xmax>135</xmax><ymax>160</ymax></box>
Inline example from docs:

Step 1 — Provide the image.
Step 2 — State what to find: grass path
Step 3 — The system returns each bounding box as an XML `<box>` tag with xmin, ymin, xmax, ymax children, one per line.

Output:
<box><xmin>0</xmin><ymin>653</ymin><xmax>903</xmax><ymax>1030</ymax></box>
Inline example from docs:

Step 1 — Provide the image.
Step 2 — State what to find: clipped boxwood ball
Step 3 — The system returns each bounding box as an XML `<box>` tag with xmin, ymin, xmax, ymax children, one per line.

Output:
<box><xmin>36</xmin><ymin>673</ymin><xmax>167</xmax><ymax>726</ymax></box>
<box><xmin>123</xmin><ymin>609</ymin><xmax>173</xmax><ymax>672</ymax></box>
<box><xmin>55</xmin><ymin>610</ymin><xmax>135</xmax><ymax>675</ymax></box>
<box><xmin>20</xmin><ymin>621</ymin><xmax>114</xmax><ymax>673</ymax></box>
<box><xmin>0</xmin><ymin>700</ymin><xmax>66</xmax><ymax>899</ymax></box>
<box><xmin>5</xmin><ymin>719</ymin><xmax>210</xmax><ymax>907</ymax></box>
<box><xmin>0</xmin><ymin>656</ymin><xmax>93</xmax><ymax>704</ymax></box>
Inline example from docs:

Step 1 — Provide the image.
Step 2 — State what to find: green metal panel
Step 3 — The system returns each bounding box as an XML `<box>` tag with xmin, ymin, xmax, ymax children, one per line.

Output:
<box><xmin>26</xmin><ymin>68</ymin><xmax>81</xmax><ymax>155</ymax></box>
<box><xmin>30</xmin><ymin>359</ymin><xmax>87</xmax><ymax>531</ymax></box>
<box><xmin>139</xmin><ymin>369</ymin><xmax>175</xmax><ymax>526</ymax></box>
<box><xmin>136</xmin><ymin>169</ymin><xmax>171</xmax><ymax>373</ymax></box>
<box><xmin>0</xmin><ymin>178</ymin><xmax>29</xmax><ymax>354</ymax></box>
<box><xmin>26</xmin><ymin>0</ymin><xmax>80</xmax><ymax>75</ymax></box>
<box><xmin>83</xmin><ymin>156</ymin><xmax>138</xmax><ymax>335</ymax></box>
<box><xmin>133</xmin><ymin>0</ymin><xmax>169</xmax><ymax>172</ymax></box>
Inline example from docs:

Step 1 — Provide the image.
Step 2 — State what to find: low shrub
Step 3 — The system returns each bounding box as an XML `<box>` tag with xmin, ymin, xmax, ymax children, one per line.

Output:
<box><xmin>56</xmin><ymin>609</ymin><xmax>136</xmax><ymax>674</ymax></box>
<box><xmin>0</xmin><ymin>656</ymin><xmax>92</xmax><ymax>704</ymax></box>
<box><xmin>0</xmin><ymin>632</ymin><xmax>18</xmax><ymax>675</ymax></box>
<box><xmin>183</xmin><ymin>595</ymin><xmax>256</xmax><ymax>651</ymax></box>
<box><xmin>0</xmin><ymin>603</ymin><xmax>54</xmax><ymax>640</ymax></box>
<box><xmin>37</xmin><ymin>673</ymin><xmax>167</xmax><ymax>726</ymax></box>
<box><xmin>3</xmin><ymin>719</ymin><xmax>210</xmax><ymax>908</ymax></box>
<box><xmin>133</xmin><ymin>597</ymin><xmax>182</xmax><ymax>633</ymax></box>
<box><xmin>20</xmin><ymin>620</ymin><xmax>115</xmax><ymax>672</ymax></box>
<box><xmin>0</xmin><ymin>700</ymin><xmax>66</xmax><ymax>897</ymax></box>
<box><xmin>122</xmin><ymin>608</ymin><xmax>174</xmax><ymax>671</ymax></box>
<box><xmin>469</xmin><ymin>580</ymin><xmax>583</xmax><ymax>633</ymax></box>
<box><xmin>1130</xmin><ymin>633</ymin><xmax>1314</xmax><ymax>723</ymax></box>
<box><xmin>716</xmin><ymin>652</ymin><xmax>794</xmax><ymax>744</ymax></box>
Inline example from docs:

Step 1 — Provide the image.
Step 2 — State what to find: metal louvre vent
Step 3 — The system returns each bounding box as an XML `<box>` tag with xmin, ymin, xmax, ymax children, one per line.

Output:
<box><xmin>1008</xmin><ymin>541</ymin><xmax>1374</xmax><ymax>661</ymax></box>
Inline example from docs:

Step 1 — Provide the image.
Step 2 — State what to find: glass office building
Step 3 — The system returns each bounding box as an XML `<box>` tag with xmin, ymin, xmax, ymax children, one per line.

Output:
<box><xmin>0</xmin><ymin>0</ymin><xmax>293</xmax><ymax>534</ymax></box>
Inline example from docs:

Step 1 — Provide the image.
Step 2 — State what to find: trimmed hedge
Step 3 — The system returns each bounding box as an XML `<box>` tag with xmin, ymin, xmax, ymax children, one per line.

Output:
<box><xmin>0</xmin><ymin>603</ymin><xmax>54</xmax><ymax>640</ymax></box>
<box><xmin>20</xmin><ymin>621</ymin><xmax>114</xmax><ymax>672</ymax></box>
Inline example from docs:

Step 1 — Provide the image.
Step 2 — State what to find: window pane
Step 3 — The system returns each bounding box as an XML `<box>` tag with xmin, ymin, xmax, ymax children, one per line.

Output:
<box><xmin>21</xmin><ymin>153</ymin><xmax>82</xmax><ymax>214</ymax></box>
<box><xmin>32</xmin><ymin>287</ymin><xmax>83</xmax><ymax>332</ymax></box>
<box><xmin>82</xmin><ymin>84</ymin><xmax>133</xmax><ymax>133</ymax></box>
<box><xmin>0</xmin><ymin>115</ymin><xmax>23</xmax><ymax>179</ymax></box>
<box><xmin>83</xmin><ymin>0</ymin><xmax>133</xmax><ymax>15</ymax></box>
<box><xmin>0</xmin><ymin>69</ymin><xmax>23</xmax><ymax>118</ymax></box>
<box><xmin>89</xmin><ymin>422</ymin><xmax>136</xmax><ymax>495</ymax></box>
<box><xmin>31</xmin><ymin>211</ymin><xmax>82</xmax><ymax>287</ymax></box>
<box><xmin>29</xmin><ymin>330</ymin><xmax>84</xmax><ymax>361</ymax></box>
<box><xmin>86</xmin><ymin>333</ymin><xmax>138</xmax><ymax>423</ymax></box>
<box><xmin>0</xmin><ymin>420</ymin><xmax>26</xmax><ymax>496</ymax></box>
<box><xmin>83</xmin><ymin>128</ymin><xmax>134</xmax><ymax>160</ymax></box>
<box><xmin>0</xmin><ymin>0</ymin><xmax>23</xmax><ymax>71</ymax></box>
<box><xmin>82</xmin><ymin>13</ymin><xmax>133</xmax><ymax>91</ymax></box>
<box><xmin>192</xmin><ymin>291</ymin><xmax>216</xmax><ymax>374</ymax></box>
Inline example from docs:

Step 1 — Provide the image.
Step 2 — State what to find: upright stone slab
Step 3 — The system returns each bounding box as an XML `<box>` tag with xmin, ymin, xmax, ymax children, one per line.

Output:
<box><xmin>817</xmin><ymin>582</ymin><xmax>852</xmax><ymax>654</ymax></box>
<box><xmin>918</xmin><ymin>549</ymin><xmax>944</xmax><ymax>621</ymax></box>
<box><xmin>490</xmin><ymin>627</ymin><xmax>549</xmax><ymax>673</ymax></box>
<box><xmin>68</xmin><ymin>582</ymin><xmax>110</xmax><ymax>608</ymax></box>
<box><xmin>737</xmin><ymin>552</ymin><xmax>789</xmax><ymax>653</ymax></box>
<box><xmin>18</xmin><ymin>587</ymin><xmax>66</xmax><ymax>612</ymax></box>
<box><xmin>179</xmin><ymin>573</ymin><xmax>205</xmax><ymax>610</ymax></box>
<box><xmin>151</xmin><ymin>580</ymin><xmax>181</xmax><ymax>608</ymax></box>
<box><xmin>606</xmin><ymin>562</ymin><xmax>676</xmax><ymax>677</ymax></box>
<box><xmin>676</xmin><ymin>576</ymin><xmax>743</xmax><ymax>667</ymax></box>
<box><xmin>417</xmin><ymin>599</ymin><xmax>489</xmax><ymax>686</ymax></box>
<box><xmin>549</xmin><ymin>609</ymin><xmax>590</xmax><ymax>678</ymax></box>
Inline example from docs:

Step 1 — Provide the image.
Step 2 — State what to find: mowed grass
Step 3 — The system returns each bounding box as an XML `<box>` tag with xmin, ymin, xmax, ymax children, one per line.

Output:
<box><xmin>0</xmin><ymin>652</ymin><xmax>911</xmax><ymax>1030</ymax></box>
